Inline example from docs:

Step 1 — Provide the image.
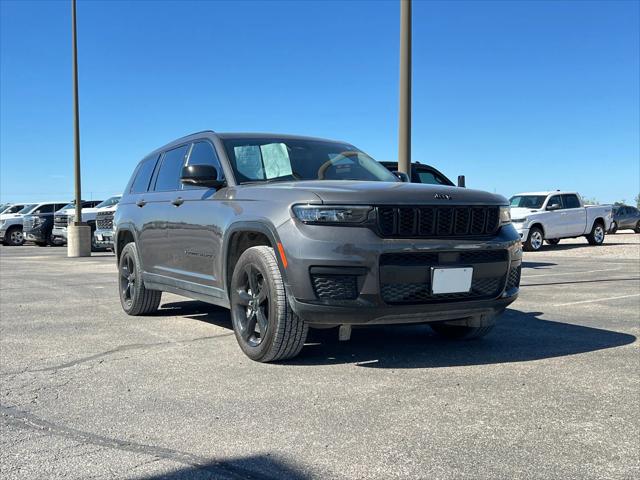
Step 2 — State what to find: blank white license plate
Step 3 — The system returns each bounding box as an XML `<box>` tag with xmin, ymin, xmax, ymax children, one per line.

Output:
<box><xmin>431</xmin><ymin>267</ymin><xmax>473</xmax><ymax>294</ymax></box>
<box><xmin>96</xmin><ymin>234</ymin><xmax>103</xmax><ymax>241</ymax></box>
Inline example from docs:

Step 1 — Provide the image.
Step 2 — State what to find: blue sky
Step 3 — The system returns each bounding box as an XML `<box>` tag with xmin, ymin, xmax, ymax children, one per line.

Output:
<box><xmin>1</xmin><ymin>0</ymin><xmax>638</xmax><ymax>204</ymax></box>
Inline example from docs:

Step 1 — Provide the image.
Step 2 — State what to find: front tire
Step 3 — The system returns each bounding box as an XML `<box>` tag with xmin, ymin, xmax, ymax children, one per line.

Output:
<box><xmin>430</xmin><ymin>322</ymin><xmax>494</xmax><ymax>340</ymax></box>
<box><xmin>4</xmin><ymin>227</ymin><xmax>24</xmax><ymax>246</ymax></box>
<box><xmin>118</xmin><ymin>242</ymin><xmax>161</xmax><ymax>315</ymax></box>
<box><xmin>586</xmin><ymin>222</ymin><xmax>606</xmax><ymax>245</ymax></box>
<box><xmin>634</xmin><ymin>221</ymin><xmax>640</xmax><ymax>234</ymax></box>
<box><xmin>609</xmin><ymin>221</ymin><xmax>618</xmax><ymax>234</ymax></box>
<box><xmin>230</xmin><ymin>246</ymin><xmax>308</xmax><ymax>362</ymax></box>
<box><xmin>523</xmin><ymin>226</ymin><xmax>544</xmax><ymax>251</ymax></box>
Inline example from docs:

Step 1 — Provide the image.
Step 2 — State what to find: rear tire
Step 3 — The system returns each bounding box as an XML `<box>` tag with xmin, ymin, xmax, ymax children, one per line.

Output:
<box><xmin>118</xmin><ymin>242</ymin><xmax>161</xmax><ymax>315</ymax></box>
<box><xmin>586</xmin><ymin>221</ymin><xmax>605</xmax><ymax>245</ymax></box>
<box><xmin>430</xmin><ymin>322</ymin><xmax>494</xmax><ymax>340</ymax></box>
<box><xmin>546</xmin><ymin>238</ymin><xmax>560</xmax><ymax>245</ymax></box>
<box><xmin>230</xmin><ymin>246</ymin><xmax>308</xmax><ymax>362</ymax></box>
<box><xmin>634</xmin><ymin>221</ymin><xmax>640</xmax><ymax>234</ymax></box>
<box><xmin>523</xmin><ymin>226</ymin><xmax>544</xmax><ymax>251</ymax></box>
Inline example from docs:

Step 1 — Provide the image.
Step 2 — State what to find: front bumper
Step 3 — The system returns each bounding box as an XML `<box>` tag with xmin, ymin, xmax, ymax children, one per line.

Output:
<box><xmin>24</xmin><ymin>230</ymin><xmax>46</xmax><ymax>242</ymax></box>
<box><xmin>512</xmin><ymin>222</ymin><xmax>528</xmax><ymax>241</ymax></box>
<box><xmin>94</xmin><ymin>228</ymin><xmax>115</xmax><ymax>248</ymax></box>
<box><xmin>52</xmin><ymin>226</ymin><xmax>68</xmax><ymax>244</ymax></box>
<box><xmin>277</xmin><ymin>220</ymin><xmax>522</xmax><ymax>325</ymax></box>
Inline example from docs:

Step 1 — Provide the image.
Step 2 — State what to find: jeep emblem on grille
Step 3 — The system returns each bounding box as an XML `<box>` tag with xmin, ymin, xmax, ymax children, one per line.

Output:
<box><xmin>434</xmin><ymin>193</ymin><xmax>452</xmax><ymax>200</ymax></box>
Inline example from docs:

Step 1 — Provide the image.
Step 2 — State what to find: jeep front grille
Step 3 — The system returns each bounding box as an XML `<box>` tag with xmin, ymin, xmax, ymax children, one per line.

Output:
<box><xmin>376</xmin><ymin>206</ymin><xmax>500</xmax><ymax>238</ymax></box>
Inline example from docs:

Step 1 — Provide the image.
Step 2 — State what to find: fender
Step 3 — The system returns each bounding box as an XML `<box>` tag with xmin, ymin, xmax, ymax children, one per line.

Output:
<box><xmin>114</xmin><ymin>223</ymin><xmax>140</xmax><ymax>261</ymax></box>
<box><xmin>221</xmin><ymin>221</ymin><xmax>288</xmax><ymax>294</ymax></box>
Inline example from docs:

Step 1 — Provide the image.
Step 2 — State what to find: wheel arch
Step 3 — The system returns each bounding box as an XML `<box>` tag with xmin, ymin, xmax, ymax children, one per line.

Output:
<box><xmin>222</xmin><ymin>221</ymin><xmax>287</xmax><ymax>296</ymax></box>
<box><xmin>529</xmin><ymin>222</ymin><xmax>545</xmax><ymax>236</ymax></box>
<box><xmin>115</xmin><ymin>227</ymin><xmax>138</xmax><ymax>263</ymax></box>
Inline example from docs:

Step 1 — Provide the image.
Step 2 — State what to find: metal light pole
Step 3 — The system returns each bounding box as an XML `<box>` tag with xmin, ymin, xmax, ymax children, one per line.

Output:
<box><xmin>398</xmin><ymin>0</ymin><xmax>412</xmax><ymax>177</ymax></box>
<box><xmin>67</xmin><ymin>0</ymin><xmax>91</xmax><ymax>257</ymax></box>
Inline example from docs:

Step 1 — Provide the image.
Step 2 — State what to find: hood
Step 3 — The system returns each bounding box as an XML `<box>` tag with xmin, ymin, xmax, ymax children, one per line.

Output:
<box><xmin>249</xmin><ymin>180</ymin><xmax>507</xmax><ymax>206</ymax></box>
<box><xmin>510</xmin><ymin>207</ymin><xmax>540</xmax><ymax>220</ymax></box>
<box><xmin>0</xmin><ymin>213</ymin><xmax>22</xmax><ymax>221</ymax></box>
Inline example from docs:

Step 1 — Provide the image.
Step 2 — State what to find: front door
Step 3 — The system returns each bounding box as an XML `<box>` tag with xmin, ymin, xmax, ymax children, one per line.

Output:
<box><xmin>544</xmin><ymin>194</ymin><xmax>565</xmax><ymax>238</ymax></box>
<box><xmin>165</xmin><ymin>140</ymin><xmax>228</xmax><ymax>294</ymax></box>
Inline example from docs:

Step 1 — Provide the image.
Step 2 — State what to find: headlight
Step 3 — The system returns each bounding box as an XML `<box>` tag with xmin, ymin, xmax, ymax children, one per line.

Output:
<box><xmin>499</xmin><ymin>206</ymin><xmax>511</xmax><ymax>226</ymax></box>
<box><xmin>292</xmin><ymin>205</ymin><xmax>372</xmax><ymax>224</ymax></box>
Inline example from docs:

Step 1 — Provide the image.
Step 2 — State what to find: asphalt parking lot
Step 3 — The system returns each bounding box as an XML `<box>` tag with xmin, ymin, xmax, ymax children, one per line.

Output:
<box><xmin>1</xmin><ymin>234</ymin><xmax>639</xmax><ymax>480</ymax></box>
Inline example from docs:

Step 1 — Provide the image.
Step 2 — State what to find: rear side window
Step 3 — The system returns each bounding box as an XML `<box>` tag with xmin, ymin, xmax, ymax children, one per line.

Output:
<box><xmin>130</xmin><ymin>155</ymin><xmax>159</xmax><ymax>193</ymax></box>
<box><xmin>562</xmin><ymin>194</ymin><xmax>581</xmax><ymax>209</ymax></box>
<box><xmin>154</xmin><ymin>145</ymin><xmax>190</xmax><ymax>191</ymax></box>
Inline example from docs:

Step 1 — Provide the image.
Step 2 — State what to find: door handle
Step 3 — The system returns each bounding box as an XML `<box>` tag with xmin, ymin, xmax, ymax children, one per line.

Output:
<box><xmin>172</xmin><ymin>197</ymin><xmax>184</xmax><ymax>207</ymax></box>
<box><xmin>136</xmin><ymin>199</ymin><xmax>146</xmax><ymax>208</ymax></box>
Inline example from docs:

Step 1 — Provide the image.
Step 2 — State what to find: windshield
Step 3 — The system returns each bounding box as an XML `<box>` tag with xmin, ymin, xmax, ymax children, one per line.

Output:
<box><xmin>509</xmin><ymin>195</ymin><xmax>547</xmax><ymax>209</ymax></box>
<box><xmin>18</xmin><ymin>204</ymin><xmax>37</xmax><ymax>214</ymax></box>
<box><xmin>221</xmin><ymin>137</ymin><xmax>398</xmax><ymax>184</ymax></box>
<box><xmin>95</xmin><ymin>196</ymin><xmax>121</xmax><ymax>208</ymax></box>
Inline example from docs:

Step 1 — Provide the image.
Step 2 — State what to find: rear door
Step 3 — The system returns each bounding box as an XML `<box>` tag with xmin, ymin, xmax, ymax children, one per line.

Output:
<box><xmin>140</xmin><ymin>145</ymin><xmax>190</xmax><ymax>278</ymax></box>
<box><xmin>165</xmin><ymin>140</ymin><xmax>228</xmax><ymax>292</ymax></box>
<box><xmin>561</xmin><ymin>194</ymin><xmax>586</xmax><ymax>236</ymax></box>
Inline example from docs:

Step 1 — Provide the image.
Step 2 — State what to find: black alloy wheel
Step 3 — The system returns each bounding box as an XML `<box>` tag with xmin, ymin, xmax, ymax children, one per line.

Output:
<box><xmin>234</xmin><ymin>263</ymin><xmax>270</xmax><ymax>347</ymax></box>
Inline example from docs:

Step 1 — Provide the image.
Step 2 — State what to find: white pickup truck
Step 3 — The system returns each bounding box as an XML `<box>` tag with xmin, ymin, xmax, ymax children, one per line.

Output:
<box><xmin>510</xmin><ymin>191</ymin><xmax>613</xmax><ymax>251</ymax></box>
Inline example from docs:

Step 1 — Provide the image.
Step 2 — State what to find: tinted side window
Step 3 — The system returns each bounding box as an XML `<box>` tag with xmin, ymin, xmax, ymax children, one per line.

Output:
<box><xmin>547</xmin><ymin>195</ymin><xmax>563</xmax><ymax>209</ymax></box>
<box><xmin>562</xmin><ymin>194</ymin><xmax>581</xmax><ymax>209</ymax></box>
<box><xmin>130</xmin><ymin>155</ymin><xmax>160</xmax><ymax>194</ymax></box>
<box><xmin>35</xmin><ymin>204</ymin><xmax>55</xmax><ymax>214</ymax></box>
<box><xmin>183</xmin><ymin>141</ymin><xmax>224</xmax><ymax>190</ymax></box>
<box><xmin>154</xmin><ymin>145</ymin><xmax>190</xmax><ymax>191</ymax></box>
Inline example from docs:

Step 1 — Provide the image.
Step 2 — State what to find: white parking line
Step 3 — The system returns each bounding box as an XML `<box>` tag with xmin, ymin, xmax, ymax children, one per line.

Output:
<box><xmin>523</xmin><ymin>268</ymin><xmax>622</xmax><ymax>278</ymax></box>
<box><xmin>553</xmin><ymin>294</ymin><xmax>640</xmax><ymax>307</ymax></box>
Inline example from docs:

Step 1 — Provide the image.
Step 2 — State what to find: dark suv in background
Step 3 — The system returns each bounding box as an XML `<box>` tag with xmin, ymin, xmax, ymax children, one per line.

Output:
<box><xmin>610</xmin><ymin>205</ymin><xmax>640</xmax><ymax>233</ymax></box>
<box><xmin>23</xmin><ymin>202</ymin><xmax>68</xmax><ymax>246</ymax></box>
<box><xmin>115</xmin><ymin>131</ymin><xmax>521</xmax><ymax>362</ymax></box>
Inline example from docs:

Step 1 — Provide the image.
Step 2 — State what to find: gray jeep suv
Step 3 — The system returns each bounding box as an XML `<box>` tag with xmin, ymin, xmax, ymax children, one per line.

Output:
<box><xmin>115</xmin><ymin>131</ymin><xmax>521</xmax><ymax>362</ymax></box>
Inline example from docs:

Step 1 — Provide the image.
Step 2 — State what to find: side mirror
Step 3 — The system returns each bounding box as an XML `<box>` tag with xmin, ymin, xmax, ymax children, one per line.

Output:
<box><xmin>457</xmin><ymin>175</ymin><xmax>466</xmax><ymax>188</ymax></box>
<box><xmin>547</xmin><ymin>203</ymin><xmax>561</xmax><ymax>211</ymax></box>
<box><xmin>392</xmin><ymin>171</ymin><xmax>410</xmax><ymax>183</ymax></box>
<box><xmin>180</xmin><ymin>165</ymin><xmax>225</xmax><ymax>188</ymax></box>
